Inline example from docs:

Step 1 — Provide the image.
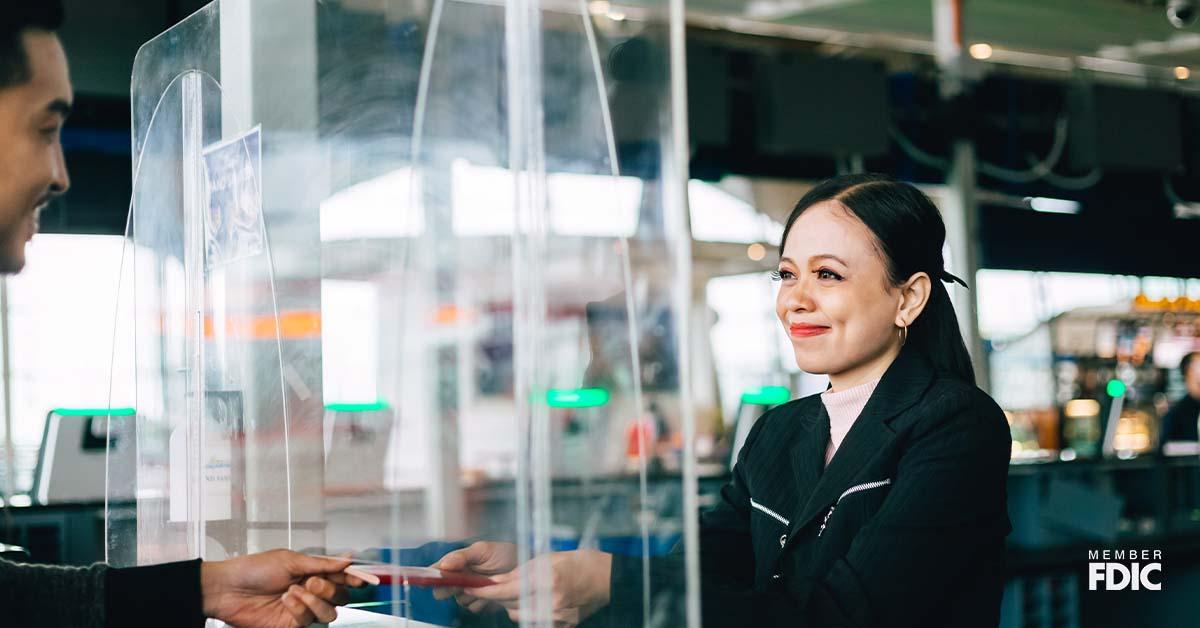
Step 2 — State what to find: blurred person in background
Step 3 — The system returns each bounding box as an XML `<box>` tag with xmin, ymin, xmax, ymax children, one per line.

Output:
<box><xmin>0</xmin><ymin>3</ymin><xmax>365</xmax><ymax>626</ymax></box>
<box><xmin>1160</xmin><ymin>351</ymin><xmax>1200</xmax><ymax>449</ymax></box>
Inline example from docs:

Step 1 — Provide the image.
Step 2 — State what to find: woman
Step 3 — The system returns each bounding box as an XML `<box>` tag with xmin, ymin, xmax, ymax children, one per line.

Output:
<box><xmin>434</xmin><ymin>174</ymin><xmax>1012</xmax><ymax>627</ymax></box>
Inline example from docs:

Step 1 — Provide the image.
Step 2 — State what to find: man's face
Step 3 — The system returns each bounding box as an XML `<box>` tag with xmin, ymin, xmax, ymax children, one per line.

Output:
<box><xmin>0</xmin><ymin>30</ymin><xmax>71</xmax><ymax>273</ymax></box>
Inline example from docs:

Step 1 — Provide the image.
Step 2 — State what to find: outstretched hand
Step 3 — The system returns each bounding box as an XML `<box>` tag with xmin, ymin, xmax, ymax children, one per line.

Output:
<box><xmin>431</xmin><ymin>541</ymin><xmax>519</xmax><ymax>615</ymax></box>
<box><xmin>200</xmin><ymin>549</ymin><xmax>369</xmax><ymax>627</ymax></box>
<box><xmin>437</xmin><ymin>546</ymin><xmax>612</xmax><ymax>628</ymax></box>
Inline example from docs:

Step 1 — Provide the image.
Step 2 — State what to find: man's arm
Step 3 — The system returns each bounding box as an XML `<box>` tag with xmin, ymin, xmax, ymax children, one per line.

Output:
<box><xmin>0</xmin><ymin>557</ymin><xmax>204</xmax><ymax>628</ymax></box>
<box><xmin>1</xmin><ymin>558</ymin><xmax>107</xmax><ymax>627</ymax></box>
<box><xmin>108</xmin><ymin>559</ymin><xmax>205</xmax><ymax>627</ymax></box>
<box><xmin>3</xmin><ymin>550</ymin><xmax>363</xmax><ymax>628</ymax></box>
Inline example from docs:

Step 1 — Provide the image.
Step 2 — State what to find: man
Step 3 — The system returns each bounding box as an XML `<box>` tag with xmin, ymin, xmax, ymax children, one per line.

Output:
<box><xmin>1161</xmin><ymin>351</ymin><xmax>1200</xmax><ymax>448</ymax></box>
<box><xmin>0</xmin><ymin>4</ymin><xmax>363</xmax><ymax>626</ymax></box>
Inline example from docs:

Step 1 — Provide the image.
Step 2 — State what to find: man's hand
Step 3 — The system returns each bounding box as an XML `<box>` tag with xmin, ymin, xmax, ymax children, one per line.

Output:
<box><xmin>431</xmin><ymin>541</ymin><xmax>518</xmax><ymax>615</ymax></box>
<box><xmin>200</xmin><ymin>550</ymin><xmax>368</xmax><ymax>627</ymax></box>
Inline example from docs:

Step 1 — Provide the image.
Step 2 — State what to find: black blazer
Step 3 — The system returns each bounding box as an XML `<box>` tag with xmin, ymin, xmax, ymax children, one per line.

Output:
<box><xmin>605</xmin><ymin>346</ymin><xmax>1012</xmax><ymax>628</ymax></box>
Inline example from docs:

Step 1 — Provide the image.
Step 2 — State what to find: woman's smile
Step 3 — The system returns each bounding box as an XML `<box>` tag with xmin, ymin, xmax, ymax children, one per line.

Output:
<box><xmin>789</xmin><ymin>323</ymin><xmax>831</xmax><ymax>338</ymax></box>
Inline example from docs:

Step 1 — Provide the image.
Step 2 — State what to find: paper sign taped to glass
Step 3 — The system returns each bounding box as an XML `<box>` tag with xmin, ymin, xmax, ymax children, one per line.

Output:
<box><xmin>169</xmin><ymin>391</ymin><xmax>244</xmax><ymax>523</ymax></box>
<box><xmin>202</xmin><ymin>125</ymin><xmax>265</xmax><ymax>268</ymax></box>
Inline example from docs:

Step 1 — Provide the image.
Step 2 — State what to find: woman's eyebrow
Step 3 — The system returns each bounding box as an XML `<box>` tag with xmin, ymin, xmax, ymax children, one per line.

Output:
<box><xmin>778</xmin><ymin>254</ymin><xmax>850</xmax><ymax>267</ymax></box>
<box><xmin>810</xmin><ymin>254</ymin><xmax>849</xmax><ymax>266</ymax></box>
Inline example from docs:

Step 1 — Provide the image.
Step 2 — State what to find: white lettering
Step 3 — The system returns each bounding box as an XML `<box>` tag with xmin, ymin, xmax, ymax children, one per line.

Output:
<box><xmin>1141</xmin><ymin>563</ymin><xmax>1162</xmax><ymax>590</ymax></box>
<box><xmin>1087</xmin><ymin>551</ymin><xmax>1165</xmax><ymax>591</ymax></box>
<box><xmin>1107</xmin><ymin>563</ymin><xmax>1131</xmax><ymax>590</ymax></box>
<box><xmin>1088</xmin><ymin>563</ymin><xmax>1105</xmax><ymax>591</ymax></box>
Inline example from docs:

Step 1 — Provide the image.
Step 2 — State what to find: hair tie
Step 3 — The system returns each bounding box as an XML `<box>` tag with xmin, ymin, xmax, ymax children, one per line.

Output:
<box><xmin>939</xmin><ymin>270</ymin><xmax>969</xmax><ymax>289</ymax></box>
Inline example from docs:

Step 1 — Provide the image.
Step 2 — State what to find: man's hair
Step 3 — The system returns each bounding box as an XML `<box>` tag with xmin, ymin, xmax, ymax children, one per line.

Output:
<box><xmin>1</xmin><ymin>1</ymin><xmax>65</xmax><ymax>90</ymax></box>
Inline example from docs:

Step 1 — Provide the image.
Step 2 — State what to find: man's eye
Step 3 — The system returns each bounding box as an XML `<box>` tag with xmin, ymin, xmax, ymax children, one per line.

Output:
<box><xmin>816</xmin><ymin>268</ymin><xmax>842</xmax><ymax>281</ymax></box>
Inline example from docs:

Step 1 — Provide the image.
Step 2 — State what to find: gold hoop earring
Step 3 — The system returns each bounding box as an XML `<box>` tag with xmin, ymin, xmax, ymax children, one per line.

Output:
<box><xmin>898</xmin><ymin>324</ymin><xmax>908</xmax><ymax>346</ymax></box>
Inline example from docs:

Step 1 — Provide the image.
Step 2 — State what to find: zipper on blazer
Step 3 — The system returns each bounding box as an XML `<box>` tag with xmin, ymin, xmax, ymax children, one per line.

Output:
<box><xmin>817</xmin><ymin>478</ymin><xmax>892</xmax><ymax>538</ymax></box>
<box><xmin>750</xmin><ymin>498</ymin><xmax>790</xmax><ymax>526</ymax></box>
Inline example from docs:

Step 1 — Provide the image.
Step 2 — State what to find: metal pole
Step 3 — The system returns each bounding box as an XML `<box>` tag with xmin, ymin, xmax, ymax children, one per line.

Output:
<box><xmin>932</xmin><ymin>0</ymin><xmax>989</xmax><ymax>388</ymax></box>
<box><xmin>667</xmin><ymin>0</ymin><xmax>702</xmax><ymax>624</ymax></box>
<box><xmin>181</xmin><ymin>70</ymin><xmax>207</xmax><ymax>558</ymax></box>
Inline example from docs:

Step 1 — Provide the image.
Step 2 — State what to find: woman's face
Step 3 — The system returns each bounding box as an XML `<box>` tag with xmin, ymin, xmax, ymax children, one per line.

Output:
<box><xmin>775</xmin><ymin>201</ymin><xmax>902</xmax><ymax>384</ymax></box>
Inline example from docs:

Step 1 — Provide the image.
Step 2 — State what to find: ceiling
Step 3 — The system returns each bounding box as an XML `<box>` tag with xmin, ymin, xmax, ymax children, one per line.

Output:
<box><xmin>56</xmin><ymin>0</ymin><xmax>1200</xmax><ymax>98</ymax></box>
<box><xmin>678</xmin><ymin>0</ymin><xmax>1200</xmax><ymax>73</ymax></box>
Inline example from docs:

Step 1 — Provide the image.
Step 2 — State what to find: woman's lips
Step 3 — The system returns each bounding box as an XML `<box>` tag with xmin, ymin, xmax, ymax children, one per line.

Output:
<box><xmin>789</xmin><ymin>324</ymin><xmax>831</xmax><ymax>338</ymax></box>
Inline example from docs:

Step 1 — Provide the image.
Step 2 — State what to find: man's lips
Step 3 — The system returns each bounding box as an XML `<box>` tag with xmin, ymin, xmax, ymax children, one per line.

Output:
<box><xmin>789</xmin><ymin>324</ymin><xmax>831</xmax><ymax>338</ymax></box>
<box><xmin>25</xmin><ymin>206</ymin><xmax>42</xmax><ymax>241</ymax></box>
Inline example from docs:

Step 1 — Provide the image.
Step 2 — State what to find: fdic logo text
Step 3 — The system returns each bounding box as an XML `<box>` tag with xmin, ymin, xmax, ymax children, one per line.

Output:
<box><xmin>1087</xmin><ymin>549</ymin><xmax>1162</xmax><ymax>591</ymax></box>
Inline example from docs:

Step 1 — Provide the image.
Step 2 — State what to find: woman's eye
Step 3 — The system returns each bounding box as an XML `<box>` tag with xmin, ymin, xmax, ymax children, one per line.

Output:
<box><xmin>770</xmin><ymin>270</ymin><xmax>796</xmax><ymax>281</ymax></box>
<box><xmin>815</xmin><ymin>268</ymin><xmax>842</xmax><ymax>281</ymax></box>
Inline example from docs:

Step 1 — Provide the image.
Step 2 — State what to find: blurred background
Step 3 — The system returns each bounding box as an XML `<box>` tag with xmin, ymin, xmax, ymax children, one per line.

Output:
<box><xmin>4</xmin><ymin>1</ymin><xmax>1200</xmax><ymax>626</ymax></box>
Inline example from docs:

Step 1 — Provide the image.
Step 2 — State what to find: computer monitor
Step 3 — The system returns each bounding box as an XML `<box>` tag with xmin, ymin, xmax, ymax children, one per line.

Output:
<box><xmin>31</xmin><ymin>409</ymin><xmax>125</xmax><ymax>505</ymax></box>
<box><xmin>729</xmin><ymin>386</ymin><xmax>792</xmax><ymax>469</ymax></box>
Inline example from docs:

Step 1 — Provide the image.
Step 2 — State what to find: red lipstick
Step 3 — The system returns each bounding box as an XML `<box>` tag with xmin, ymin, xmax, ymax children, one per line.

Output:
<box><xmin>789</xmin><ymin>323</ymin><xmax>830</xmax><ymax>338</ymax></box>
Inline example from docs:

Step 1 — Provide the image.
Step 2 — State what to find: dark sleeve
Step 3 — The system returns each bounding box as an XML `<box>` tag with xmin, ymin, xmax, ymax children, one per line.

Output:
<box><xmin>105</xmin><ymin>559</ymin><xmax>205</xmax><ymax>628</ymax></box>
<box><xmin>0</xmin><ymin>558</ymin><xmax>108</xmax><ymax>628</ymax></box>
<box><xmin>598</xmin><ymin>408</ymin><xmax>774</xmax><ymax>626</ymax></box>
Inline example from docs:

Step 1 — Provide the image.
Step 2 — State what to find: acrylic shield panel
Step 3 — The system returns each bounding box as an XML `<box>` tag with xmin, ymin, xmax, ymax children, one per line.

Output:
<box><xmin>106</xmin><ymin>1</ymin><xmax>696</xmax><ymax>626</ymax></box>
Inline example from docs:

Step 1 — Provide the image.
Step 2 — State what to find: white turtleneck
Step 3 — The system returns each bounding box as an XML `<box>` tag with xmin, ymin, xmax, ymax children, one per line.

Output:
<box><xmin>820</xmin><ymin>377</ymin><xmax>881</xmax><ymax>467</ymax></box>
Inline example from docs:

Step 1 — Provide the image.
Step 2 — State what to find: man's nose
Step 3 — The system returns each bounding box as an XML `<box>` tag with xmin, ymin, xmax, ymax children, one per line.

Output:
<box><xmin>49</xmin><ymin>141</ymin><xmax>70</xmax><ymax>196</ymax></box>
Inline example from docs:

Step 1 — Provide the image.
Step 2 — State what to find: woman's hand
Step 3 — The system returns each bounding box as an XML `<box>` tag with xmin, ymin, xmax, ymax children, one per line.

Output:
<box><xmin>463</xmin><ymin>550</ymin><xmax>613</xmax><ymax>628</ymax></box>
<box><xmin>200</xmin><ymin>550</ymin><xmax>368</xmax><ymax>627</ymax></box>
<box><xmin>432</xmin><ymin>541</ymin><xmax>519</xmax><ymax>615</ymax></box>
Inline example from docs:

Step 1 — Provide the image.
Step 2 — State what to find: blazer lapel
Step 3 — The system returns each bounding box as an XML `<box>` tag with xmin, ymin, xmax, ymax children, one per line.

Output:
<box><xmin>789</xmin><ymin>402</ymin><xmax>830</xmax><ymax>510</ymax></box>
<box><xmin>788</xmin><ymin>346</ymin><xmax>936</xmax><ymax>537</ymax></box>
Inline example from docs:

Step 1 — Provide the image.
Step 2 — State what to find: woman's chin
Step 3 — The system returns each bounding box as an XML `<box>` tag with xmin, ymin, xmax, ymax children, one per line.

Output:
<box><xmin>791</xmin><ymin>352</ymin><xmax>831</xmax><ymax>375</ymax></box>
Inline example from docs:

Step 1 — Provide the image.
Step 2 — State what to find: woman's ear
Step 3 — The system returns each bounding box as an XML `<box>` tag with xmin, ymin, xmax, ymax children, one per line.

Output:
<box><xmin>895</xmin><ymin>272</ymin><xmax>932</xmax><ymax>328</ymax></box>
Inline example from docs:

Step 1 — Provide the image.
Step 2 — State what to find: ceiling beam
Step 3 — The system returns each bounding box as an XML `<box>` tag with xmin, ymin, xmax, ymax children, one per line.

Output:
<box><xmin>743</xmin><ymin>0</ymin><xmax>872</xmax><ymax>22</ymax></box>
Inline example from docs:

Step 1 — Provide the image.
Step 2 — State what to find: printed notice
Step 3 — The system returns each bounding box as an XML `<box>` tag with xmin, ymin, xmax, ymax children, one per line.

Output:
<box><xmin>202</xmin><ymin>125</ymin><xmax>265</xmax><ymax>268</ymax></box>
<box><xmin>168</xmin><ymin>391</ymin><xmax>243</xmax><ymax>523</ymax></box>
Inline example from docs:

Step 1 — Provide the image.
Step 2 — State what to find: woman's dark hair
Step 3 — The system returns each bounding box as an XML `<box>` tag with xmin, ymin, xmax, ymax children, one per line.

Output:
<box><xmin>780</xmin><ymin>173</ymin><xmax>976</xmax><ymax>385</ymax></box>
<box><xmin>1</xmin><ymin>0</ymin><xmax>65</xmax><ymax>90</ymax></box>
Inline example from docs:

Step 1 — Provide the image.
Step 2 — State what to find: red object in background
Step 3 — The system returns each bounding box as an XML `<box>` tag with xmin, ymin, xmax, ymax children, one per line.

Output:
<box><xmin>355</xmin><ymin>565</ymin><xmax>497</xmax><ymax>588</ymax></box>
<box><xmin>625</xmin><ymin>419</ymin><xmax>656</xmax><ymax>457</ymax></box>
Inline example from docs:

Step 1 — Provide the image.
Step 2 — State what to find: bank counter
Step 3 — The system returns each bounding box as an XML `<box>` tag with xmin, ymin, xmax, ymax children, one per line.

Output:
<box><xmin>4</xmin><ymin>452</ymin><xmax>1198</xmax><ymax>626</ymax></box>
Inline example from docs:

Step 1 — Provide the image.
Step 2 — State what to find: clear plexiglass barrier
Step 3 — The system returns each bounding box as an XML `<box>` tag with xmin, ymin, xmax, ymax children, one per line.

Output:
<box><xmin>106</xmin><ymin>1</ymin><xmax>696</xmax><ymax>626</ymax></box>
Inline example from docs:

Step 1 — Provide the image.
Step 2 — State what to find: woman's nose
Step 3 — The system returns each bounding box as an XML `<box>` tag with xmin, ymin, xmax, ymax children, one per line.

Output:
<box><xmin>781</xmin><ymin>277</ymin><xmax>812</xmax><ymax>312</ymax></box>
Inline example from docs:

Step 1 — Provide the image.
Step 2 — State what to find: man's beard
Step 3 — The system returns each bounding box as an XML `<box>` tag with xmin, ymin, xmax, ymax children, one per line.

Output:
<box><xmin>0</xmin><ymin>220</ymin><xmax>27</xmax><ymax>273</ymax></box>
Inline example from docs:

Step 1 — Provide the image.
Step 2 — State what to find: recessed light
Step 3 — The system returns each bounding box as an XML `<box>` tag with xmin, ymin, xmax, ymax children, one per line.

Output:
<box><xmin>969</xmin><ymin>43</ymin><xmax>993</xmax><ymax>60</ymax></box>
